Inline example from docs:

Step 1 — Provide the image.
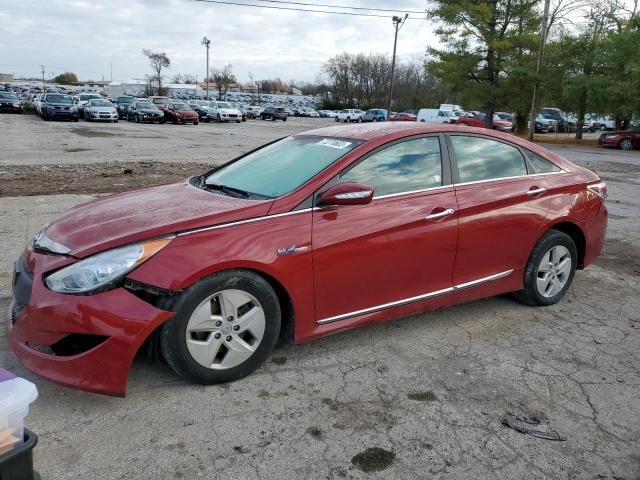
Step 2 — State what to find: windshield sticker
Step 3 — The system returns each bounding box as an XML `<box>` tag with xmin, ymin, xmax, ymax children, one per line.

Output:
<box><xmin>316</xmin><ymin>139</ymin><xmax>352</xmax><ymax>149</ymax></box>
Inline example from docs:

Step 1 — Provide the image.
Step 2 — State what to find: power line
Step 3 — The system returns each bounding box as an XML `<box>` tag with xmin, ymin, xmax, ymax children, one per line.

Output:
<box><xmin>253</xmin><ymin>0</ymin><xmax>425</xmax><ymax>14</ymax></box>
<box><xmin>189</xmin><ymin>0</ymin><xmax>428</xmax><ymax>19</ymax></box>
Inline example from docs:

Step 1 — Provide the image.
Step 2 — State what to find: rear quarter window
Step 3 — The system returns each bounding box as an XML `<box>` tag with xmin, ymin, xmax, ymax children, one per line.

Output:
<box><xmin>525</xmin><ymin>150</ymin><xmax>562</xmax><ymax>173</ymax></box>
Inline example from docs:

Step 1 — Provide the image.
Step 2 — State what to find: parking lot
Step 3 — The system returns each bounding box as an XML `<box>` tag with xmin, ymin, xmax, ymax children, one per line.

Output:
<box><xmin>1</xmin><ymin>113</ymin><xmax>639</xmax><ymax>479</ymax></box>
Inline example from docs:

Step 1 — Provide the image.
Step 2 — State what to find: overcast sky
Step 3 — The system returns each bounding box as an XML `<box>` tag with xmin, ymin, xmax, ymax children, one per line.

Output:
<box><xmin>0</xmin><ymin>0</ymin><xmax>436</xmax><ymax>84</ymax></box>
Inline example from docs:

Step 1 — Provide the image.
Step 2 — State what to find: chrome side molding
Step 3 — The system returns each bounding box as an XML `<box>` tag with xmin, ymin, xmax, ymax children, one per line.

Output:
<box><xmin>316</xmin><ymin>269</ymin><xmax>514</xmax><ymax>325</ymax></box>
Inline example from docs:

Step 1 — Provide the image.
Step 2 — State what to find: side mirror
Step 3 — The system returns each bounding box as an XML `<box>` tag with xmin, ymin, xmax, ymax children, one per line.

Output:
<box><xmin>319</xmin><ymin>182</ymin><xmax>374</xmax><ymax>206</ymax></box>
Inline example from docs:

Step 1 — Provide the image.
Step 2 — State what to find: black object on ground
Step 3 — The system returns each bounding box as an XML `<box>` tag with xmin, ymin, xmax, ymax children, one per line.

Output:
<box><xmin>0</xmin><ymin>429</ymin><xmax>40</xmax><ymax>480</ymax></box>
<box><xmin>502</xmin><ymin>413</ymin><xmax>567</xmax><ymax>441</ymax></box>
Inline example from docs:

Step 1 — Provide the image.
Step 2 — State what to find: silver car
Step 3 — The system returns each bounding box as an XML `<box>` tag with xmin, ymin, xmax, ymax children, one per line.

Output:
<box><xmin>85</xmin><ymin>98</ymin><xmax>119</xmax><ymax>122</ymax></box>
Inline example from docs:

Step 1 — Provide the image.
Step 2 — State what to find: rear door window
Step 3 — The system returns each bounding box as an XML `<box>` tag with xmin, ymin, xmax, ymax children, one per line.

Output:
<box><xmin>450</xmin><ymin>135</ymin><xmax>527</xmax><ymax>183</ymax></box>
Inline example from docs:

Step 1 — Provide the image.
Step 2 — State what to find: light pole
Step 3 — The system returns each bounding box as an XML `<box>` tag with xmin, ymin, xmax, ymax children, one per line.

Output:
<box><xmin>527</xmin><ymin>0</ymin><xmax>551</xmax><ymax>140</ymax></box>
<box><xmin>387</xmin><ymin>14</ymin><xmax>408</xmax><ymax>120</ymax></box>
<box><xmin>201</xmin><ymin>37</ymin><xmax>211</xmax><ymax>100</ymax></box>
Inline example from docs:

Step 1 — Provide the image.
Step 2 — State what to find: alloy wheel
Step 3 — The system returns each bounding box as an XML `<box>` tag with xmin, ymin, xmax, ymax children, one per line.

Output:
<box><xmin>185</xmin><ymin>289</ymin><xmax>266</xmax><ymax>370</ymax></box>
<box><xmin>536</xmin><ymin>245</ymin><xmax>572</xmax><ymax>298</ymax></box>
<box><xmin>620</xmin><ymin>139</ymin><xmax>633</xmax><ymax>151</ymax></box>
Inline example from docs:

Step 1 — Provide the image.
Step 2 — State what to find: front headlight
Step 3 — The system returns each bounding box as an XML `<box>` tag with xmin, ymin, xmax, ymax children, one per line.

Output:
<box><xmin>45</xmin><ymin>238</ymin><xmax>172</xmax><ymax>294</ymax></box>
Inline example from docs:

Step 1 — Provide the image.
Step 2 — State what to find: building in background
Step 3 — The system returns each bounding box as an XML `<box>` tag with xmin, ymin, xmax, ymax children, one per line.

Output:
<box><xmin>0</xmin><ymin>73</ymin><xmax>15</xmax><ymax>82</ymax></box>
<box><xmin>105</xmin><ymin>79</ymin><xmax>147</xmax><ymax>96</ymax></box>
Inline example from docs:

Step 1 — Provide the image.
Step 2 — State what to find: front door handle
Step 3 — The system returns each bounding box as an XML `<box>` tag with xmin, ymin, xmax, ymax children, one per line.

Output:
<box><xmin>425</xmin><ymin>208</ymin><xmax>455</xmax><ymax>221</ymax></box>
<box><xmin>527</xmin><ymin>187</ymin><xmax>547</xmax><ymax>196</ymax></box>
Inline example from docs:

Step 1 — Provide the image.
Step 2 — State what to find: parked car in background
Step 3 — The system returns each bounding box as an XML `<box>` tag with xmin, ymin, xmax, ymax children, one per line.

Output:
<box><xmin>40</xmin><ymin>94</ymin><xmax>78</xmax><ymax>121</ymax></box>
<box><xmin>389</xmin><ymin>112</ymin><xmax>417</xmax><ymax>122</ymax></box>
<box><xmin>532</xmin><ymin>115</ymin><xmax>557</xmax><ymax>133</ymax></box>
<box><xmin>586</xmin><ymin>115</ymin><xmax>615</xmax><ymax>132</ymax></box>
<box><xmin>319</xmin><ymin>110</ymin><xmax>337</xmax><ymax>118</ymax></box>
<box><xmin>246</xmin><ymin>106</ymin><xmax>263</xmax><ymax>119</ymax></box>
<box><xmin>598</xmin><ymin>129</ymin><xmax>640</xmax><ymax>150</ymax></box>
<box><xmin>457</xmin><ymin>112</ymin><xmax>513</xmax><ymax>132</ymax></box>
<box><xmin>85</xmin><ymin>98</ymin><xmax>119</xmax><ymax>122</ymax></box>
<box><xmin>76</xmin><ymin>93</ymin><xmax>102</xmax><ymax>118</ymax></box>
<box><xmin>541</xmin><ymin>108</ymin><xmax>577</xmax><ymax>132</ymax></box>
<box><xmin>8</xmin><ymin>123</ymin><xmax>608</xmax><ymax>396</ymax></box>
<box><xmin>306</xmin><ymin>109</ymin><xmax>320</xmax><ymax>118</ymax></box>
<box><xmin>335</xmin><ymin>109</ymin><xmax>365</xmax><ymax>123</ymax></box>
<box><xmin>188</xmin><ymin>100</ymin><xmax>212</xmax><ymax>121</ymax></box>
<box><xmin>148</xmin><ymin>96</ymin><xmax>173</xmax><ymax>111</ymax></box>
<box><xmin>207</xmin><ymin>101</ymin><xmax>242</xmax><ymax>123</ymax></box>
<box><xmin>0</xmin><ymin>92</ymin><xmax>22</xmax><ymax>113</ymax></box>
<box><xmin>231</xmin><ymin>104</ymin><xmax>247</xmax><ymax>122</ymax></box>
<box><xmin>261</xmin><ymin>106</ymin><xmax>287</xmax><ymax>121</ymax></box>
<box><xmin>112</xmin><ymin>96</ymin><xmax>134</xmax><ymax>119</ymax></box>
<box><xmin>127</xmin><ymin>100</ymin><xmax>164</xmax><ymax>123</ymax></box>
<box><xmin>163</xmin><ymin>102</ymin><xmax>199</xmax><ymax>125</ymax></box>
<box><xmin>363</xmin><ymin>109</ymin><xmax>388</xmax><ymax>122</ymax></box>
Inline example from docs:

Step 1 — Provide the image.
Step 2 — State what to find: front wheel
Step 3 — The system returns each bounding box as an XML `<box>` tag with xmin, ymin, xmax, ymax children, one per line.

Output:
<box><xmin>514</xmin><ymin>230</ymin><xmax>577</xmax><ymax>306</ymax></box>
<box><xmin>160</xmin><ymin>270</ymin><xmax>282</xmax><ymax>385</ymax></box>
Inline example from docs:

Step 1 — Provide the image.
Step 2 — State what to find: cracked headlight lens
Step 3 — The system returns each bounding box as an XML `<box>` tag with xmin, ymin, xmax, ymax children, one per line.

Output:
<box><xmin>45</xmin><ymin>238</ymin><xmax>172</xmax><ymax>294</ymax></box>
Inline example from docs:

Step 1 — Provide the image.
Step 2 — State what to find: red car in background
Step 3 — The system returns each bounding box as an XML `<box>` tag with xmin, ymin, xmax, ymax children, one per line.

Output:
<box><xmin>148</xmin><ymin>96</ymin><xmax>172</xmax><ymax>111</ymax></box>
<box><xmin>8</xmin><ymin>123</ymin><xmax>607</xmax><ymax>396</ymax></box>
<box><xmin>598</xmin><ymin>130</ymin><xmax>640</xmax><ymax>150</ymax></box>
<box><xmin>458</xmin><ymin>112</ymin><xmax>513</xmax><ymax>132</ymax></box>
<box><xmin>163</xmin><ymin>102</ymin><xmax>199</xmax><ymax>125</ymax></box>
<box><xmin>390</xmin><ymin>113</ymin><xmax>417</xmax><ymax>122</ymax></box>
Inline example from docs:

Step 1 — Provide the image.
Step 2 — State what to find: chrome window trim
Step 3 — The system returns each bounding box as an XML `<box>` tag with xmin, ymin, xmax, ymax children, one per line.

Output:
<box><xmin>373</xmin><ymin>184</ymin><xmax>452</xmax><ymax>200</ymax></box>
<box><xmin>177</xmin><ymin>208</ymin><xmax>314</xmax><ymax>236</ymax></box>
<box><xmin>453</xmin><ymin>170</ymin><xmax>565</xmax><ymax>188</ymax></box>
<box><xmin>316</xmin><ymin>269</ymin><xmax>513</xmax><ymax>325</ymax></box>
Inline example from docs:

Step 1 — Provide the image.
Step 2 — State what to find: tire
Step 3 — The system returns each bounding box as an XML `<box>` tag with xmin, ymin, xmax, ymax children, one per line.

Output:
<box><xmin>514</xmin><ymin>229</ymin><xmax>577</xmax><ymax>306</ymax></box>
<box><xmin>357</xmin><ymin>117</ymin><xmax>363</xmax><ymax>123</ymax></box>
<box><xmin>620</xmin><ymin>138</ymin><xmax>634</xmax><ymax>151</ymax></box>
<box><xmin>236</xmin><ymin>120</ymin><xmax>241</xmax><ymax>123</ymax></box>
<box><xmin>160</xmin><ymin>270</ymin><xmax>282</xmax><ymax>385</ymax></box>
<box><xmin>73</xmin><ymin>118</ymin><xmax>79</xmax><ymax>122</ymax></box>
<box><xmin>335</xmin><ymin>117</ymin><xmax>339</xmax><ymax>122</ymax></box>
<box><xmin>271</xmin><ymin>116</ymin><xmax>276</xmax><ymax>121</ymax></box>
<box><xmin>372</xmin><ymin>117</ymin><xmax>377</xmax><ymax>122</ymax></box>
<box><xmin>217</xmin><ymin>114</ymin><xmax>222</xmax><ymax>123</ymax></box>
<box><xmin>346</xmin><ymin>117</ymin><xmax>350</xmax><ymax>123</ymax></box>
<box><xmin>283</xmin><ymin>117</ymin><xmax>287</xmax><ymax>122</ymax></box>
<box><xmin>135</xmin><ymin>114</ymin><xmax>140</xmax><ymax>123</ymax></box>
<box><xmin>114</xmin><ymin>119</ymin><xmax>118</xmax><ymax>123</ymax></box>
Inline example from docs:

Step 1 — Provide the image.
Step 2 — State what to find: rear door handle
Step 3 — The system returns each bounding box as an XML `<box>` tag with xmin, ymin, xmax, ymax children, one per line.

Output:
<box><xmin>527</xmin><ymin>187</ymin><xmax>547</xmax><ymax>196</ymax></box>
<box><xmin>425</xmin><ymin>208</ymin><xmax>455</xmax><ymax>221</ymax></box>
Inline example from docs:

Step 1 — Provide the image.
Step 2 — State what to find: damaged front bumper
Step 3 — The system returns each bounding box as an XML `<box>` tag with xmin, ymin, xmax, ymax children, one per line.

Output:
<box><xmin>7</xmin><ymin>248</ymin><xmax>174</xmax><ymax>397</ymax></box>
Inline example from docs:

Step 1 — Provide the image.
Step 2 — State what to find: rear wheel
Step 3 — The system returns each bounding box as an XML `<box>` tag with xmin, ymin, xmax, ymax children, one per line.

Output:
<box><xmin>620</xmin><ymin>138</ymin><xmax>634</xmax><ymax>150</ymax></box>
<box><xmin>514</xmin><ymin>230</ymin><xmax>577</xmax><ymax>306</ymax></box>
<box><xmin>160</xmin><ymin>270</ymin><xmax>281</xmax><ymax>384</ymax></box>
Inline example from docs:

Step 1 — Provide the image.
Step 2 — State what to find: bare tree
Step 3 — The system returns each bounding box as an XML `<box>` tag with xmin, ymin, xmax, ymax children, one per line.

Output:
<box><xmin>211</xmin><ymin>64</ymin><xmax>237</xmax><ymax>100</ymax></box>
<box><xmin>142</xmin><ymin>49</ymin><xmax>170</xmax><ymax>94</ymax></box>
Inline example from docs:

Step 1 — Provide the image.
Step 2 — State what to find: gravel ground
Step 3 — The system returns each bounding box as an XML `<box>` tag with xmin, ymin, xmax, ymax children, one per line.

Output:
<box><xmin>0</xmin><ymin>113</ymin><xmax>638</xmax><ymax>480</ymax></box>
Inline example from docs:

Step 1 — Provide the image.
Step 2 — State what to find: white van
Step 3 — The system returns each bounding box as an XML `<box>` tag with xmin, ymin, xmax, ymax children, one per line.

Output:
<box><xmin>417</xmin><ymin>109</ymin><xmax>458</xmax><ymax>124</ymax></box>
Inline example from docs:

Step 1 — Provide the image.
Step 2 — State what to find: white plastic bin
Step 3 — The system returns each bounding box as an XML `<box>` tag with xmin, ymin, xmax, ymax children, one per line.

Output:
<box><xmin>0</xmin><ymin>369</ymin><xmax>38</xmax><ymax>455</ymax></box>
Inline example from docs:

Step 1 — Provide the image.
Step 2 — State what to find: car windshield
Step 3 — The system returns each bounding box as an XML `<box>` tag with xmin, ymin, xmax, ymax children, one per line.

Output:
<box><xmin>46</xmin><ymin>95</ymin><xmax>72</xmax><ymax>104</ymax></box>
<box><xmin>152</xmin><ymin>98</ymin><xmax>171</xmax><ymax>104</ymax></box>
<box><xmin>136</xmin><ymin>102</ymin><xmax>155</xmax><ymax>109</ymax></box>
<box><xmin>0</xmin><ymin>92</ymin><xmax>18</xmax><ymax>100</ymax></box>
<box><xmin>205</xmin><ymin>136</ymin><xmax>363</xmax><ymax>198</ymax></box>
<box><xmin>80</xmin><ymin>94</ymin><xmax>101</xmax><ymax>101</ymax></box>
<box><xmin>89</xmin><ymin>99</ymin><xmax>112</xmax><ymax>107</ymax></box>
<box><xmin>117</xmin><ymin>97</ymin><xmax>133</xmax><ymax>103</ymax></box>
<box><xmin>217</xmin><ymin>102</ymin><xmax>232</xmax><ymax>108</ymax></box>
<box><xmin>193</xmin><ymin>100</ymin><xmax>208</xmax><ymax>106</ymax></box>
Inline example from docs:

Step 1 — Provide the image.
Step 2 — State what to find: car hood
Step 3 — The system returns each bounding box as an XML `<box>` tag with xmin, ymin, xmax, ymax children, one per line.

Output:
<box><xmin>44</xmin><ymin>180</ymin><xmax>272</xmax><ymax>258</ymax></box>
<box><xmin>88</xmin><ymin>106</ymin><xmax>116</xmax><ymax>112</ymax></box>
<box><xmin>218</xmin><ymin>108</ymin><xmax>240</xmax><ymax>114</ymax></box>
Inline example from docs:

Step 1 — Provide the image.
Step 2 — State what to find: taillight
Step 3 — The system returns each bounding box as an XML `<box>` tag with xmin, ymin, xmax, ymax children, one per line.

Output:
<box><xmin>587</xmin><ymin>182</ymin><xmax>608</xmax><ymax>201</ymax></box>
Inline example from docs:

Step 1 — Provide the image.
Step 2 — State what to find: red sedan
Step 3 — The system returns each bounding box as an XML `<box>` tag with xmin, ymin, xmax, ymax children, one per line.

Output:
<box><xmin>390</xmin><ymin>113</ymin><xmax>417</xmax><ymax>122</ymax></box>
<box><xmin>598</xmin><ymin>130</ymin><xmax>639</xmax><ymax>150</ymax></box>
<box><xmin>8</xmin><ymin>124</ymin><xmax>608</xmax><ymax>396</ymax></box>
<box><xmin>458</xmin><ymin>112</ymin><xmax>513</xmax><ymax>132</ymax></box>
<box><xmin>163</xmin><ymin>102</ymin><xmax>199</xmax><ymax>125</ymax></box>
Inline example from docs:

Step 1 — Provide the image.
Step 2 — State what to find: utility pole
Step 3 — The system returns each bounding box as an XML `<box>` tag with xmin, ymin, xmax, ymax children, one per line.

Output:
<box><xmin>528</xmin><ymin>0</ymin><xmax>551</xmax><ymax>140</ymax></box>
<box><xmin>201</xmin><ymin>37</ymin><xmax>211</xmax><ymax>100</ymax></box>
<box><xmin>387</xmin><ymin>14</ymin><xmax>408</xmax><ymax>120</ymax></box>
<box><xmin>40</xmin><ymin>65</ymin><xmax>45</xmax><ymax>91</ymax></box>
